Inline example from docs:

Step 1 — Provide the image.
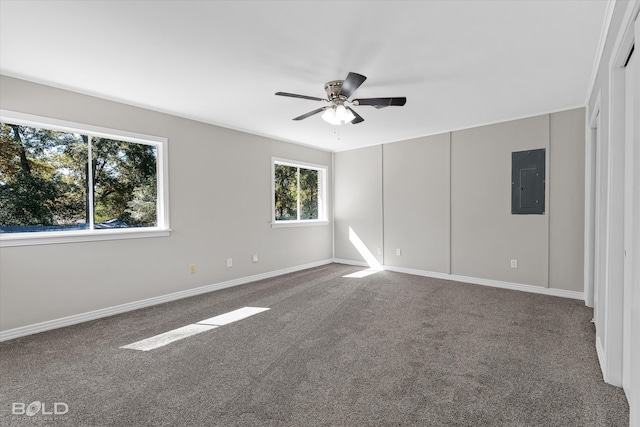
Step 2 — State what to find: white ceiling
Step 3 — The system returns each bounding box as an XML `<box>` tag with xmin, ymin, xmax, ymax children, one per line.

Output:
<box><xmin>0</xmin><ymin>1</ymin><xmax>609</xmax><ymax>152</ymax></box>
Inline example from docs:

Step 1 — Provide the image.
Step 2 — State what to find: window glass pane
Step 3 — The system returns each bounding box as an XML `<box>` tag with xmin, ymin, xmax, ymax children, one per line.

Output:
<box><xmin>299</xmin><ymin>168</ymin><xmax>319</xmax><ymax>220</ymax></box>
<box><xmin>0</xmin><ymin>123</ymin><xmax>87</xmax><ymax>233</ymax></box>
<box><xmin>92</xmin><ymin>137</ymin><xmax>157</xmax><ymax>229</ymax></box>
<box><xmin>274</xmin><ymin>164</ymin><xmax>298</xmax><ymax>220</ymax></box>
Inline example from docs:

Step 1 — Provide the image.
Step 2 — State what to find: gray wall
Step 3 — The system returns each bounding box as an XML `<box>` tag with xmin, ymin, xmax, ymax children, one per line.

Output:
<box><xmin>383</xmin><ymin>134</ymin><xmax>451</xmax><ymax>273</ymax></box>
<box><xmin>451</xmin><ymin>115</ymin><xmax>549</xmax><ymax>286</ymax></box>
<box><xmin>334</xmin><ymin>109</ymin><xmax>585</xmax><ymax>292</ymax></box>
<box><xmin>0</xmin><ymin>76</ymin><xmax>333</xmax><ymax>332</ymax></box>
<box><xmin>333</xmin><ymin>145</ymin><xmax>383</xmax><ymax>265</ymax></box>
<box><xmin>0</xmin><ymin>75</ymin><xmax>587</xmax><ymax>335</ymax></box>
<box><xmin>548</xmin><ymin>109</ymin><xmax>585</xmax><ymax>291</ymax></box>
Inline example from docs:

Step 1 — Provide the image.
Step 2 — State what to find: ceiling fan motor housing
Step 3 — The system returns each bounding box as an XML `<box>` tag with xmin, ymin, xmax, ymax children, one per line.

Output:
<box><xmin>324</xmin><ymin>80</ymin><xmax>347</xmax><ymax>104</ymax></box>
<box><xmin>275</xmin><ymin>72</ymin><xmax>405</xmax><ymax>123</ymax></box>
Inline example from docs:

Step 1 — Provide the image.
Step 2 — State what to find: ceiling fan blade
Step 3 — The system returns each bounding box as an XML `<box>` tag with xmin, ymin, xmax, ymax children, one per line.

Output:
<box><xmin>352</xmin><ymin>97</ymin><xmax>407</xmax><ymax>108</ymax></box>
<box><xmin>275</xmin><ymin>92</ymin><xmax>326</xmax><ymax>102</ymax></box>
<box><xmin>293</xmin><ymin>107</ymin><xmax>326</xmax><ymax>121</ymax></box>
<box><xmin>338</xmin><ymin>72</ymin><xmax>367</xmax><ymax>98</ymax></box>
<box><xmin>346</xmin><ymin>107</ymin><xmax>364</xmax><ymax>124</ymax></box>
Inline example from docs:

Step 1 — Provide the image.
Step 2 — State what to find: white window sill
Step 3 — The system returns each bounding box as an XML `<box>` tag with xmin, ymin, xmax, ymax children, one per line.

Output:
<box><xmin>271</xmin><ymin>220</ymin><xmax>330</xmax><ymax>228</ymax></box>
<box><xmin>0</xmin><ymin>228</ymin><xmax>171</xmax><ymax>247</ymax></box>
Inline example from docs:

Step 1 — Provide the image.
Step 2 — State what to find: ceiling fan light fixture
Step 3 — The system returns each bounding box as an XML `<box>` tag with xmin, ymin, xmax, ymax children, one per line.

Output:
<box><xmin>276</xmin><ymin>72</ymin><xmax>406</xmax><ymax>125</ymax></box>
<box><xmin>321</xmin><ymin>104</ymin><xmax>355</xmax><ymax>125</ymax></box>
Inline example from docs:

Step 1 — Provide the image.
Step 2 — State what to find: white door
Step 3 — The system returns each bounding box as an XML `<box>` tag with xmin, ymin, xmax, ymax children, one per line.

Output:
<box><xmin>622</xmin><ymin>36</ymin><xmax>635</xmax><ymax>393</ymax></box>
<box><xmin>586</xmin><ymin>112</ymin><xmax>599</xmax><ymax>310</ymax></box>
<box><xmin>625</xmin><ymin>16</ymin><xmax>640</xmax><ymax>427</ymax></box>
<box><xmin>594</xmin><ymin>107</ymin><xmax>608</xmax><ymax>365</ymax></box>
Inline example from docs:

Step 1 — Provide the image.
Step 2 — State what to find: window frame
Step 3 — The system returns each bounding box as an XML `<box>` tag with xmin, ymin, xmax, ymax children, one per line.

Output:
<box><xmin>271</xmin><ymin>157</ymin><xmax>328</xmax><ymax>228</ymax></box>
<box><xmin>0</xmin><ymin>110</ymin><xmax>170</xmax><ymax>247</ymax></box>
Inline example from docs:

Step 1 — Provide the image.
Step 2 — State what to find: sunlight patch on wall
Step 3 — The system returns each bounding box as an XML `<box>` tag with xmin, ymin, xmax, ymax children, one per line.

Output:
<box><xmin>343</xmin><ymin>226</ymin><xmax>382</xmax><ymax>278</ymax></box>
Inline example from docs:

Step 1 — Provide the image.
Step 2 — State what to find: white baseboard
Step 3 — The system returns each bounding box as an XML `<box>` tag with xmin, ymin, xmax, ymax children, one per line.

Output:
<box><xmin>596</xmin><ymin>336</ymin><xmax>607</xmax><ymax>382</ymax></box>
<box><xmin>1</xmin><ymin>258</ymin><xmax>585</xmax><ymax>342</ymax></box>
<box><xmin>333</xmin><ymin>258</ymin><xmax>369</xmax><ymax>268</ymax></box>
<box><xmin>0</xmin><ymin>259</ymin><xmax>333</xmax><ymax>342</ymax></box>
<box><xmin>334</xmin><ymin>258</ymin><xmax>585</xmax><ymax>300</ymax></box>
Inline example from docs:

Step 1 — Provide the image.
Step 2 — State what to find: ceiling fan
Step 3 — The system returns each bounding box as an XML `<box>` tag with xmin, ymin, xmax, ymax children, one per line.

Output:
<box><xmin>275</xmin><ymin>72</ymin><xmax>406</xmax><ymax>125</ymax></box>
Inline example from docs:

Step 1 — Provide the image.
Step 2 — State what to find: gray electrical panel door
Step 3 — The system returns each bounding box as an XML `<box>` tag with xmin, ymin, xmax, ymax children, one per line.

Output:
<box><xmin>512</xmin><ymin>149</ymin><xmax>545</xmax><ymax>214</ymax></box>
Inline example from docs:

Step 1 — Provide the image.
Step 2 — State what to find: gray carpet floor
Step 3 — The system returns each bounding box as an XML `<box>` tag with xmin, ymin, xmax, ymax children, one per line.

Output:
<box><xmin>0</xmin><ymin>263</ymin><xmax>629</xmax><ymax>426</ymax></box>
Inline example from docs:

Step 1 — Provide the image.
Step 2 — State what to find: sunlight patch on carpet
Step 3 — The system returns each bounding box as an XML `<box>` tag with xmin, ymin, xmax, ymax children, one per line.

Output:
<box><xmin>121</xmin><ymin>307</ymin><xmax>270</xmax><ymax>351</ymax></box>
<box><xmin>343</xmin><ymin>268</ymin><xmax>382</xmax><ymax>278</ymax></box>
<box><xmin>120</xmin><ymin>324</ymin><xmax>217</xmax><ymax>351</ymax></box>
<box><xmin>197</xmin><ymin>307</ymin><xmax>270</xmax><ymax>326</ymax></box>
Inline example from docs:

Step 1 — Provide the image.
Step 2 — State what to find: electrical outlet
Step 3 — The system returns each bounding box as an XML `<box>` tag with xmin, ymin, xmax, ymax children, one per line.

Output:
<box><xmin>252</xmin><ymin>254</ymin><xmax>258</xmax><ymax>263</ymax></box>
<box><xmin>510</xmin><ymin>259</ymin><xmax>518</xmax><ymax>269</ymax></box>
<box><xmin>377</xmin><ymin>248</ymin><xmax>382</xmax><ymax>255</ymax></box>
<box><xmin>189</xmin><ymin>264</ymin><xmax>196</xmax><ymax>274</ymax></box>
<box><xmin>226</xmin><ymin>258</ymin><xmax>233</xmax><ymax>268</ymax></box>
<box><xmin>396</xmin><ymin>248</ymin><xmax>401</xmax><ymax>256</ymax></box>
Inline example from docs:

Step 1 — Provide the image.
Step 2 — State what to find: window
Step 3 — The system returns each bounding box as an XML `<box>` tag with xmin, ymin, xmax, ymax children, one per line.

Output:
<box><xmin>272</xmin><ymin>158</ymin><xmax>328</xmax><ymax>226</ymax></box>
<box><xmin>0</xmin><ymin>111</ymin><xmax>169</xmax><ymax>246</ymax></box>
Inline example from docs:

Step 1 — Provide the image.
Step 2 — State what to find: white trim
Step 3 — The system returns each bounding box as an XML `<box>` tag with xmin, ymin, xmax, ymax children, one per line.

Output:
<box><xmin>596</xmin><ymin>336</ymin><xmax>608</xmax><ymax>383</ymax></box>
<box><xmin>384</xmin><ymin>265</ymin><xmax>452</xmax><ymax>282</ymax></box>
<box><xmin>597</xmin><ymin>0</ymin><xmax>640</xmax><ymax>388</ymax></box>
<box><xmin>622</xmin><ymin>38</ymin><xmax>636</xmax><ymax>394</ymax></box>
<box><xmin>88</xmin><ymin>135</ymin><xmax>95</xmax><ymax>230</ymax></box>
<box><xmin>272</xmin><ymin>157</ymin><xmax>327</xmax><ymax>172</ymax></box>
<box><xmin>0</xmin><ymin>228</ymin><xmax>171</xmax><ymax>247</ymax></box>
<box><xmin>0</xmin><ymin>259</ymin><xmax>333</xmax><ymax>342</ymax></box>
<box><xmin>0</xmin><ymin>258</ymin><xmax>586</xmax><ymax>343</ymax></box>
<box><xmin>628</xmin><ymin>13</ymin><xmax>640</xmax><ymax>423</ymax></box>
<box><xmin>271</xmin><ymin>220</ymin><xmax>329</xmax><ymax>228</ymax></box>
<box><xmin>157</xmin><ymin>123</ymin><xmax>171</xmax><ymax>233</ymax></box>
<box><xmin>333</xmin><ymin>258</ymin><xmax>584</xmax><ymax>300</ymax></box>
<box><xmin>271</xmin><ymin>156</ymin><xmax>328</xmax><ymax>224</ymax></box>
<box><xmin>331</xmin><ymin>152</ymin><xmax>336</xmax><ymax>260</ymax></box>
<box><xmin>585</xmin><ymin>0</ymin><xmax>617</xmax><ymax>105</ymax></box>
<box><xmin>588</xmin><ymin>91</ymin><xmax>602</xmax><ymax>128</ymax></box>
<box><xmin>331</xmin><ymin>106</ymin><xmax>589</xmax><ymax>153</ymax></box>
<box><xmin>0</xmin><ymin>110</ymin><xmax>166</xmax><ymax>145</ymax></box>
<box><xmin>585</xmin><ymin>94</ymin><xmax>601</xmax><ymax>308</ymax></box>
<box><xmin>333</xmin><ymin>258</ymin><xmax>369</xmax><ymax>268</ymax></box>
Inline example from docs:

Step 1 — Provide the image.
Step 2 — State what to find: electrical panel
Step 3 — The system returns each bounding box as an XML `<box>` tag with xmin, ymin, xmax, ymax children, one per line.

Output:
<box><xmin>512</xmin><ymin>149</ymin><xmax>545</xmax><ymax>215</ymax></box>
